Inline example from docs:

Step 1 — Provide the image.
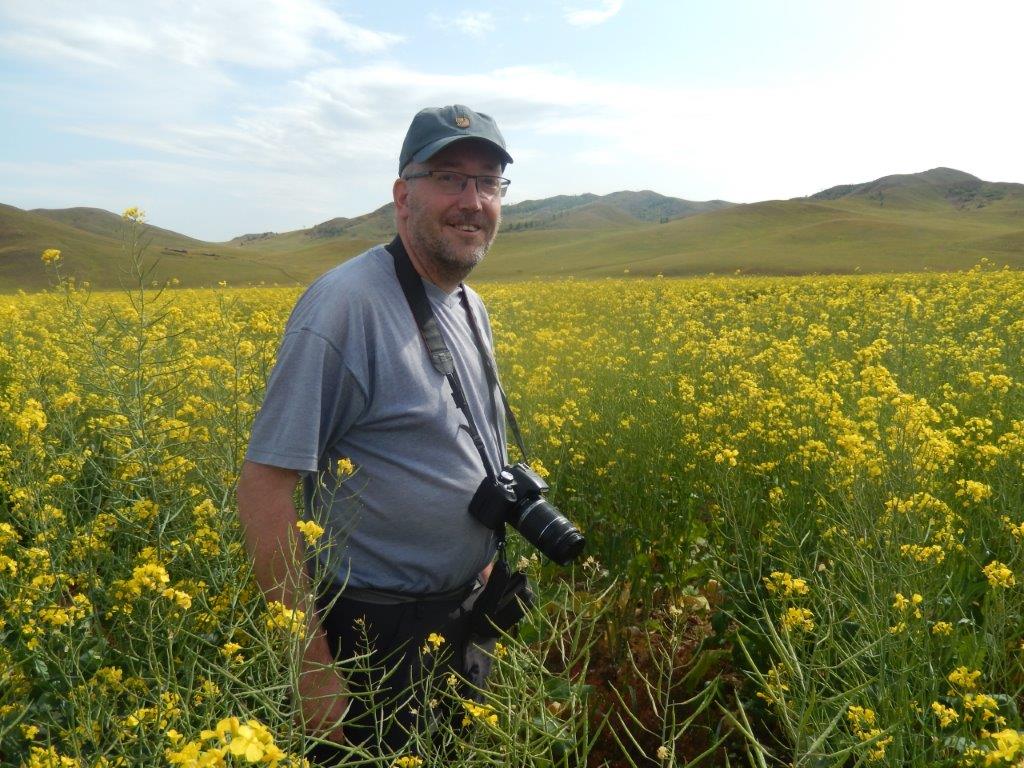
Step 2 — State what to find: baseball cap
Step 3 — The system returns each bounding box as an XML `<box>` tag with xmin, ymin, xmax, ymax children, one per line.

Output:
<box><xmin>398</xmin><ymin>105</ymin><xmax>513</xmax><ymax>176</ymax></box>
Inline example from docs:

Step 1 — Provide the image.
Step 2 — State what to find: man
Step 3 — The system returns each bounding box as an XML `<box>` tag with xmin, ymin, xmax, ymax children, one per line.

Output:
<box><xmin>236</xmin><ymin>105</ymin><xmax>514</xmax><ymax>759</ymax></box>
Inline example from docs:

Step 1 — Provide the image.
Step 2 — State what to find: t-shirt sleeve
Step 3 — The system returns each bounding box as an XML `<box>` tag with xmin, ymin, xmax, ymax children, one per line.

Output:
<box><xmin>245</xmin><ymin>328</ymin><xmax>367</xmax><ymax>473</ymax></box>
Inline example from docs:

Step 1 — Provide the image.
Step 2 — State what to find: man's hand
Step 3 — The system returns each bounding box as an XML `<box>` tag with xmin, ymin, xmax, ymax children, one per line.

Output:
<box><xmin>237</xmin><ymin>461</ymin><xmax>349</xmax><ymax>746</ymax></box>
<box><xmin>297</xmin><ymin>659</ymin><xmax>348</xmax><ymax>746</ymax></box>
<box><xmin>480</xmin><ymin>560</ymin><xmax>495</xmax><ymax>585</ymax></box>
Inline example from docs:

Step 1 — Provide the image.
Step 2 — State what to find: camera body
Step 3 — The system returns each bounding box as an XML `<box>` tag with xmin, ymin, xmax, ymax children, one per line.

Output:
<box><xmin>468</xmin><ymin>462</ymin><xmax>585</xmax><ymax>566</ymax></box>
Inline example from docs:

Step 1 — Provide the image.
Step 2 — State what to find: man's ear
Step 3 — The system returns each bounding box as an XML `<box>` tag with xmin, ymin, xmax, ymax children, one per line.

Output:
<box><xmin>393</xmin><ymin>177</ymin><xmax>409</xmax><ymax>219</ymax></box>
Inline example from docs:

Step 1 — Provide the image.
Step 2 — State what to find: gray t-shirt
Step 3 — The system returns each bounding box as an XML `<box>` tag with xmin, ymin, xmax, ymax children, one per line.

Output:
<box><xmin>245</xmin><ymin>244</ymin><xmax>507</xmax><ymax>593</ymax></box>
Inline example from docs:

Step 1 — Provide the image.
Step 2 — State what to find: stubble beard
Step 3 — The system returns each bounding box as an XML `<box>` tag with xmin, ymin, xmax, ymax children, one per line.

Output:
<box><xmin>406</xmin><ymin>196</ymin><xmax>501</xmax><ymax>286</ymax></box>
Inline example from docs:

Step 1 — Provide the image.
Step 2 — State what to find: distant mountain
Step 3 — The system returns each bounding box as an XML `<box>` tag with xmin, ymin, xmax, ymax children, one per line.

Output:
<box><xmin>4</xmin><ymin>168</ymin><xmax>1023</xmax><ymax>291</ymax></box>
<box><xmin>229</xmin><ymin>191</ymin><xmax>734</xmax><ymax>246</ymax></box>
<box><xmin>604</xmin><ymin>190</ymin><xmax>733</xmax><ymax>221</ymax></box>
<box><xmin>501</xmin><ymin>190</ymin><xmax>733</xmax><ymax>231</ymax></box>
<box><xmin>31</xmin><ymin>207</ymin><xmax>206</xmax><ymax>247</ymax></box>
<box><xmin>807</xmin><ymin>167</ymin><xmax>1024</xmax><ymax>211</ymax></box>
<box><xmin>307</xmin><ymin>203</ymin><xmax>396</xmax><ymax>240</ymax></box>
<box><xmin>231</xmin><ymin>203</ymin><xmax>397</xmax><ymax>246</ymax></box>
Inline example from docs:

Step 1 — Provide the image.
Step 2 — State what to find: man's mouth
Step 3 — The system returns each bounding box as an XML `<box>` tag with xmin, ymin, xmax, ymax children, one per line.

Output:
<box><xmin>448</xmin><ymin>223</ymin><xmax>482</xmax><ymax>233</ymax></box>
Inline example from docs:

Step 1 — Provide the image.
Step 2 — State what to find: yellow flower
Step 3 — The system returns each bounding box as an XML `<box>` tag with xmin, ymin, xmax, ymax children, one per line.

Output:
<box><xmin>964</xmin><ymin>693</ymin><xmax>1000</xmax><ymax>716</ymax></box>
<box><xmin>130</xmin><ymin>499</ymin><xmax>159</xmax><ymax>522</ymax></box>
<box><xmin>461</xmin><ymin>700</ymin><xmax>498</xmax><ymax>727</ymax></box>
<box><xmin>265</xmin><ymin>601</ymin><xmax>305</xmax><ymax>637</ymax></box>
<box><xmin>947</xmin><ymin>666</ymin><xmax>982</xmax><ymax>692</ymax></box>
<box><xmin>931</xmin><ymin>621</ymin><xmax>953</xmax><ymax>636</ymax></box>
<box><xmin>764</xmin><ymin>571</ymin><xmax>810</xmax><ymax>597</ymax></box>
<box><xmin>954</xmin><ymin>479</ymin><xmax>992</xmax><ymax>506</ymax></box>
<box><xmin>336</xmin><ymin>457</ymin><xmax>355</xmax><ymax>477</ymax></box>
<box><xmin>175</xmin><ymin>716</ymin><xmax>286</xmax><ymax>766</ymax></box>
<box><xmin>206</xmin><ymin>715</ymin><xmax>239</xmax><ymax>742</ymax></box>
<box><xmin>165</xmin><ymin>741</ymin><xmax>203</xmax><ymax>765</ymax></box>
<box><xmin>847</xmin><ymin>705</ymin><xmax>876</xmax><ymax>730</ymax></box>
<box><xmin>983</xmin><ymin>560</ymin><xmax>1016</xmax><ymax>588</ymax></box>
<box><xmin>122</xmin><ymin>206</ymin><xmax>146</xmax><ymax>222</ymax></box>
<box><xmin>986</xmin><ymin>729</ymin><xmax>1024</xmax><ymax>764</ymax></box>
<box><xmin>422</xmin><ymin>632</ymin><xmax>446</xmax><ymax>653</ymax></box>
<box><xmin>161</xmin><ymin>588</ymin><xmax>192</xmax><ymax>610</ymax></box>
<box><xmin>714</xmin><ymin>447</ymin><xmax>738</xmax><ymax>466</ymax></box>
<box><xmin>866</xmin><ymin>733</ymin><xmax>893</xmax><ymax>761</ymax></box>
<box><xmin>222</xmin><ymin>641</ymin><xmax>244</xmax><ymax>663</ymax></box>
<box><xmin>295</xmin><ymin>519</ymin><xmax>325</xmax><ymax>546</ymax></box>
<box><xmin>780</xmin><ymin>607</ymin><xmax>814</xmax><ymax>633</ymax></box>
<box><xmin>930</xmin><ymin>701</ymin><xmax>959</xmax><ymax>727</ymax></box>
<box><xmin>41</xmin><ymin>248</ymin><xmax>62</xmax><ymax>264</ymax></box>
<box><xmin>847</xmin><ymin>707</ymin><xmax>891</xmax><ymax>760</ymax></box>
<box><xmin>392</xmin><ymin>757</ymin><xmax>424</xmax><ymax>768</ymax></box>
<box><xmin>899</xmin><ymin>543</ymin><xmax>946</xmax><ymax>563</ymax></box>
<box><xmin>25</xmin><ymin>746</ymin><xmax>81</xmax><ymax>767</ymax></box>
<box><xmin>756</xmin><ymin>662</ymin><xmax>790</xmax><ymax>705</ymax></box>
<box><xmin>131</xmin><ymin>563</ymin><xmax>170</xmax><ymax>592</ymax></box>
<box><xmin>226</xmin><ymin>723</ymin><xmax>265</xmax><ymax>762</ymax></box>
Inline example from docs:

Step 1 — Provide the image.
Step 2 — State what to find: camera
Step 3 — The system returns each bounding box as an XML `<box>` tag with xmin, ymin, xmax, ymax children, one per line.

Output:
<box><xmin>468</xmin><ymin>462</ymin><xmax>585</xmax><ymax>566</ymax></box>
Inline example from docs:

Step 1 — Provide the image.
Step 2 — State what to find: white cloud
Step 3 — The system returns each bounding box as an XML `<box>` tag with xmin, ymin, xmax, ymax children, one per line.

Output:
<box><xmin>0</xmin><ymin>0</ymin><xmax>401</xmax><ymax>71</ymax></box>
<box><xmin>564</xmin><ymin>0</ymin><xmax>623</xmax><ymax>27</ymax></box>
<box><xmin>436</xmin><ymin>11</ymin><xmax>496</xmax><ymax>37</ymax></box>
<box><xmin>17</xmin><ymin>57</ymin><xmax>1024</xmax><ymax>223</ymax></box>
<box><xmin>6</xmin><ymin>1</ymin><xmax>1024</xmax><ymax>239</ymax></box>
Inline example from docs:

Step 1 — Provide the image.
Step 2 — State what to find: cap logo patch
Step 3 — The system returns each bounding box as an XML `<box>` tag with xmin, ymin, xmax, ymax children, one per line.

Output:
<box><xmin>455</xmin><ymin>115</ymin><xmax>470</xmax><ymax>128</ymax></box>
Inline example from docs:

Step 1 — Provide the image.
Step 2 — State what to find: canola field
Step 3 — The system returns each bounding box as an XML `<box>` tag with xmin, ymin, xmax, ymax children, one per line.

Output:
<box><xmin>2</xmin><ymin>241</ymin><xmax>1024</xmax><ymax>766</ymax></box>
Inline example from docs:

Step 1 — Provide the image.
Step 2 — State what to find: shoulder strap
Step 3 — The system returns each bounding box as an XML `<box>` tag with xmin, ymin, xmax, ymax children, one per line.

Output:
<box><xmin>387</xmin><ymin>237</ymin><xmax>499</xmax><ymax>479</ymax></box>
<box><xmin>458</xmin><ymin>288</ymin><xmax>530</xmax><ymax>461</ymax></box>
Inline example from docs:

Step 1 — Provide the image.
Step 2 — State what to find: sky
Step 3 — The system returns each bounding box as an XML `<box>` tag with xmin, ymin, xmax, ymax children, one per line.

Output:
<box><xmin>2</xmin><ymin>0</ymin><xmax>1023</xmax><ymax>241</ymax></box>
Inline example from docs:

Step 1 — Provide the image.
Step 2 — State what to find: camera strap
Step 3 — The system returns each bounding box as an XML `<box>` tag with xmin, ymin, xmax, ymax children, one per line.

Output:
<box><xmin>458</xmin><ymin>287</ymin><xmax>530</xmax><ymax>462</ymax></box>
<box><xmin>388</xmin><ymin>237</ymin><xmax>529</xmax><ymax>480</ymax></box>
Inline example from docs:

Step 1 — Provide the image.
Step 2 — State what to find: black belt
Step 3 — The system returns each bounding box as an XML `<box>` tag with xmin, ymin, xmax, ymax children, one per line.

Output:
<box><xmin>323</xmin><ymin>578</ymin><xmax>480</xmax><ymax>606</ymax></box>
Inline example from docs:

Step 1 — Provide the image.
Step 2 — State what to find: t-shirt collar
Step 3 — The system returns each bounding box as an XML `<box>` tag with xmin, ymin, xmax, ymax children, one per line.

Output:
<box><xmin>386</xmin><ymin>236</ymin><xmax>461</xmax><ymax>308</ymax></box>
<box><xmin>422</xmin><ymin>278</ymin><xmax>460</xmax><ymax>308</ymax></box>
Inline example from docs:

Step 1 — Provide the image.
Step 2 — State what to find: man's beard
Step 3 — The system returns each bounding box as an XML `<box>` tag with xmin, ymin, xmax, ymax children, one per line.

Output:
<box><xmin>405</xmin><ymin>197</ymin><xmax>500</xmax><ymax>284</ymax></box>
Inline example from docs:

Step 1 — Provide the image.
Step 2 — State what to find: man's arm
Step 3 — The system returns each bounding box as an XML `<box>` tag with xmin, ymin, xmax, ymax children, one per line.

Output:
<box><xmin>236</xmin><ymin>460</ymin><xmax>348</xmax><ymax>744</ymax></box>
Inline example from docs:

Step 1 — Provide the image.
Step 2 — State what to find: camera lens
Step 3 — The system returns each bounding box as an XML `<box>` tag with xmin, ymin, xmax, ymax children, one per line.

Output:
<box><xmin>510</xmin><ymin>496</ymin><xmax>586</xmax><ymax>566</ymax></box>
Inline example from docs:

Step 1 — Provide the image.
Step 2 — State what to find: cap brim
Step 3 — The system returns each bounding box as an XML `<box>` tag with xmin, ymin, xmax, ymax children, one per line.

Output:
<box><xmin>410</xmin><ymin>135</ymin><xmax>513</xmax><ymax>169</ymax></box>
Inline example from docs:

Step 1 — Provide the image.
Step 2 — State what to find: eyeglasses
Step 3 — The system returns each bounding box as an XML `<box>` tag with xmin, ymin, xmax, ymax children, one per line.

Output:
<box><xmin>403</xmin><ymin>170</ymin><xmax>511</xmax><ymax>200</ymax></box>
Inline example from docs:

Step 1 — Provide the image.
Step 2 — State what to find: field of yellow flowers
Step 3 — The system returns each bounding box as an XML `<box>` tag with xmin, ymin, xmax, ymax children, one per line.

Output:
<box><xmin>2</xmin><ymin>222</ymin><xmax>1023</xmax><ymax>765</ymax></box>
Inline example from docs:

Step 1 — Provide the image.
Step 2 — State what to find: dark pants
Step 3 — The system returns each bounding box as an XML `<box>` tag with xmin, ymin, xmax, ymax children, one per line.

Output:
<box><xmin>306</xmin><ymin>589</ymin><xmax>472</xmax><ymax>765</ymax></box>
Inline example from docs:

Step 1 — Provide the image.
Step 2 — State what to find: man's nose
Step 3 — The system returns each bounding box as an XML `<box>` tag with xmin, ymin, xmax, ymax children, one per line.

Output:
<box><xmin>456</xmin><ymin>177</ymin><xmax>484</xmax><ymax>210</ymax></box>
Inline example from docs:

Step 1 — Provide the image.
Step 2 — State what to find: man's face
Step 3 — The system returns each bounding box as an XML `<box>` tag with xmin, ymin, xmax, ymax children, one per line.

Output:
<box><xmin>397</xmin><ymin>140</ymin><xmax>503</xmax><ymax>276</ymax></box>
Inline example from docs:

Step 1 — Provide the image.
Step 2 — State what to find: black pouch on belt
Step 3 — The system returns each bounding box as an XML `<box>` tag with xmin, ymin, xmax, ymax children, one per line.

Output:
<box><xmin>467</xmin><ymin>559</ymin><xmax>534</xmax><ymax>639</ymax></box>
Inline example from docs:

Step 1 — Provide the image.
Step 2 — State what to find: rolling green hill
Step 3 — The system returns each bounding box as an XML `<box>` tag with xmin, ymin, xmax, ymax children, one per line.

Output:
<box><xmin>3</xmin><ymin>168</ymin><xmax>1023</xmax><ymax>292</ymax></box>
<box><xmin>30</xmin><ymin>207</ymin><xmax>207</xmax><ymax>247</ymax></box>
<box><xmin>0</xmin><ymin>204</ymin><xmax>377</xmax><ymax>291</ymax></box>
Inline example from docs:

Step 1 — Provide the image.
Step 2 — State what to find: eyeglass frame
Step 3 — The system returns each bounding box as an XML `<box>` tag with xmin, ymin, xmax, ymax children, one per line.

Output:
<box><xmin>403</xmin><ymin>170</ymin><xmax>511</xmax><ymax>200</ymax></box>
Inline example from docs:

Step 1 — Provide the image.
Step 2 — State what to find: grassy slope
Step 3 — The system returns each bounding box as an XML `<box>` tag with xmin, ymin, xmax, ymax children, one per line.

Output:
<box><xmin>0</xmin><ymin>205</ymin><xmax>345</xmax><ymax>291</ymax></box>
<box><xmin>30</xmin><ymin>207</ymin><xmax>208</xmax><ymax>248</ymax></box>
<box><xmin>4</xmin><ymin>170</ymin><xmax>1024</xmax><ymax>291</ymax></box>
<box><xmin>476</xmin><ymin>193</ymin><xmax>1024</xmax><ymax>280</ymax></box>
